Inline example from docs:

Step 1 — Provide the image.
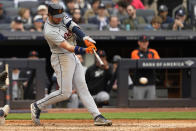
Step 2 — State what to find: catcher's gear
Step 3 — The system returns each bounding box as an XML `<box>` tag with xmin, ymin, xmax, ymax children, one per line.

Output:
<box><xmin>83</xmin><ymin>36</ymin><xmax>96</xmax><ymax>47</ymax></box>
<box><xmin>0</xmin><ymin>71</ymin><xmax>7</xmax><ymax>83</ymax></box>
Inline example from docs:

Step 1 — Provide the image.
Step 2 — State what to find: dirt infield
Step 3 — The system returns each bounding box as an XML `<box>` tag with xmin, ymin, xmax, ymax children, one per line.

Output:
<box><xmin>1</xmin><ymin>108</ymin><xmax>196</xmax><ymax>131</ymax></box>
<box><xmin>2</xmin><ymin>119</ymin><xmax>196</xmax><ymax>131</ymax></box>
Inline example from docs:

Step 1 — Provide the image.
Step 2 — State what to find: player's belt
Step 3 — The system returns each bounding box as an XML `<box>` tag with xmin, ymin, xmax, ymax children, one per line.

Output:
<box><xmin>53</xmin><ymin>53</ymin><xmax>65</xmax><ymax>54</ymax></box>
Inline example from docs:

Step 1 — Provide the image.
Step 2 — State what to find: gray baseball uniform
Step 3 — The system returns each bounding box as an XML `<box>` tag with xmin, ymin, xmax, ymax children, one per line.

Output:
<box><xmin>36</xmin><ymin>16</ymin><xmax>101</xmax><ymax>118</ymax></box>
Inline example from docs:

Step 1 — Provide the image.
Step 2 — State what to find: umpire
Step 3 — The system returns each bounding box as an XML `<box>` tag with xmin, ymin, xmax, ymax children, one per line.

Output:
<box><xmin>131</xmin><ymin>35</ymin><xmax>160</xmax><ymax>100</ymax></box>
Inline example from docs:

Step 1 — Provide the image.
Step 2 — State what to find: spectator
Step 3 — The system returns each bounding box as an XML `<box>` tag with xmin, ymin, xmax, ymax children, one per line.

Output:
<box><xmin>72</xmin><ymin>8</ymin><xmax>85</xmax><ymax>24</ymax></box>
<box><xmin>145</xmin><ymin>16</ymin><xmax>162</xmax><ymax>31</ymax></box>
<box><xmin>85</xmin><ymin>50</ymin><xmax>113</xmax><ymax>107</ymax></box>
<box><xmin>75</xmin><ymin>0</ymin><xmax>91</xmax><ymax>16</ymax></box>
<box><xmin>84</xmin><ymin>0</ymin><xmax>100</xmax><ymax>23</ymax></box>
<box><xmin>88</xmin><ymin>3</ymin><xmax>109</xmax><ymax>30</ymax></box>
<box><xmin>131</xmin><ymin>35</ymin><xmax>160</xmax><ymax>100</ymax></box>
<box><xmin>18</xmin><ymin>8</ymin><xmax>32</xmax><ymax>29</ymax></box>
<box><xmin>171</xmin><ymin>8</ymin><xmax>192</xmax><ymax>31</ymax></box>
<box><xmin>122</xmin><ymin>5</ymin><xmax>146</xmax><ymax>30</ymax></box>
<box><xmin>65</xmin><ymin>0</ymin><xmax>76</xmax><ymax>17</ymax></box>
<box><xmin>10</xmin><ymin>16</ymin><xmax>25</xmax><ymax>32</ymax></box>
<box><xmin>30</xmin><ymin>15</ymin><xmax>44</xmax><ymax>32</ymax></box>
<box><xmin>0</xmin><ymin>3</ymin><xmax>11</xmax><ymax>24</ymax></box>
<box><xmin>107</xmin><ymin>16</ymin><xmax>120</xmax><ymax>31</ymax></box>
<box><xmin>112</xmin><ymin>1</ymin><xmax>128</xmax><ymax>23</ymax></box>
<box><xmin>37</xmin><ymin>5</ymin><xmax>48</xmax><ymax>22</ymax></box>
<box><xmin>158</xmin><ymin>5</ymin><xmax>174</xmax><ymax>26</ymax></box>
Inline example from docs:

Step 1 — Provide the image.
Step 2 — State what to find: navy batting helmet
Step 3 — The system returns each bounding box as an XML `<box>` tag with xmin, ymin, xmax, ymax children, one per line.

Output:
<box><xmin>48</xmin><ymin>3</ymin><xmax>64</xmax><ymax>18</ymax></box>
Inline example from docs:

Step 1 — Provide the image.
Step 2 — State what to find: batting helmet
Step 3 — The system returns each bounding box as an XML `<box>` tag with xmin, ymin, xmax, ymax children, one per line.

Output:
<box><xmin>48</xmin><ymin>3</ymin><xmax>64</xmax><ymax>18</ymax></box>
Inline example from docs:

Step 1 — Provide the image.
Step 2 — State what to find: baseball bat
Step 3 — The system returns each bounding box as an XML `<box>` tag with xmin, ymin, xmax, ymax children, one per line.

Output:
<box><xmin>5</xmin><ymin>64</ymin><xmax>10</xmax><ymax>105</ymax></box>
<box><xmin>92</xmin><ymin>49</ymin><xmax>104</xmax><ymax>66</ymax></box>
<box><xmin>5</xmin><ymin>64</ymin><xmax>9</xmax><ymax>86</ymax></box>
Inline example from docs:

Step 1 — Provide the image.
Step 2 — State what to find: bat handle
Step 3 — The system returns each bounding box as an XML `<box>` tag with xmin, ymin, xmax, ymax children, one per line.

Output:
<box><xmin>92</xmin><ymin>48</ymin><xmax>104</xmax><ymax>66</ymax></box>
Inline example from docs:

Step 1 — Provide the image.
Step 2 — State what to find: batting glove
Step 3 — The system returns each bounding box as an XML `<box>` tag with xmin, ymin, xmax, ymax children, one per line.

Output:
<box><xmin>86</xmin><ymin>45</ymin><xmax>97</xmax><ymax>54</ymax></box>
<box><xmin>83</xmin><ymin>36</ymin><xmax>96</xmax><ymax>47</ymax></box>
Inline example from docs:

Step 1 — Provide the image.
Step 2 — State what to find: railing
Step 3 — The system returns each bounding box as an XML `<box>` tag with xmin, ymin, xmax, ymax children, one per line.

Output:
<box><xmin>117</xmin><ymin>58</ymin><xmax>196</xmax><ymax>107</ymax></box>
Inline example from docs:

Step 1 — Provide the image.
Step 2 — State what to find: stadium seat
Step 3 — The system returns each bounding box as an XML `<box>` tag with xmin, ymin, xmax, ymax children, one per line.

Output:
<box><xmin>0</xmin><ymin>1</ymin><xmax>14</xmax><ymax>8</ymax></box>
<box><xmin>79</xmin><ymin>24</ymin><xmax>98</xmax><ymax>31</ymax></box>
<box><xmin>5</xmin><ymin>8</ymin><xmax>19</xmax><ymax>20</ymax></box>
<box><xmin>136</xmin><ymin>9</ymin><xmax>155</xmax><ymax>23</ymax></box>
<box><xmin>136</xmin><ymin>24</ymin><xmax>149</xmax><ymax>30</ymax></box>
<box><xmin>18</xmin><ymin>1</ymin><xmax>39</xmax><ymax>9</ymax></box>
<box><xmin>0</xmin><ymin>24</ymin><xmax>11</xmax><ymax>30</ymax></box>
<box><xmin>162</xmin><ymin>23</ymin><xmax>170</xmax><ymax>30</ymax></box>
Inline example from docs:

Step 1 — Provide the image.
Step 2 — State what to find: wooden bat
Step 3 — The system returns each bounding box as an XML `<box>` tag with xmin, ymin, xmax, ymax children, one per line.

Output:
<box><xmin>5</xmin><ymin>64</ymin><xmax>9</xmax><ymax>86</ymax></box>
<box><xmin>92</xmin><ymin>49</ymin><xmax>104</xmax><ymax>66</ymax></box>
<box><xmin>5</xmin><ymin>64</ymin><xmax>10</xmax><ymax>105</ymax></box>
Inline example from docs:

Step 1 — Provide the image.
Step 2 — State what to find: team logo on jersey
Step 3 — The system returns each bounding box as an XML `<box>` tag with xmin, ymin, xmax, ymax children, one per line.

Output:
<box><xmin>64</xmin><ymin>30</ymin><xmax>72</xmax><ymax>40</ymax></box>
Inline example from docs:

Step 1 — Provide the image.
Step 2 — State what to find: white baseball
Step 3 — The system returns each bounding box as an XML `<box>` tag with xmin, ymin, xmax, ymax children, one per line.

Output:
<box><xmin>139</xmin><ymin>77</ymin><xmax>148</xmax><ymax>84</ymax></box>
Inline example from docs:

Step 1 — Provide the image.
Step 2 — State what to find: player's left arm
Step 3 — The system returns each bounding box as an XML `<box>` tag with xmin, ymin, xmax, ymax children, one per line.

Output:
<box><xmin>62</xmin><ymin>16</ymin><xmax>96</xmax><ymax>47</ymax></box>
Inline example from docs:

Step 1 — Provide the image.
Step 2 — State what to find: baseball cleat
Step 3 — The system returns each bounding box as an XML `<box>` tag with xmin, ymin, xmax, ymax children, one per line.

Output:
<box><xmin>2</xmin><ymin>105</ymin><xmax>10</xmax><ymax>117</ymax></box>
<box><xmin>94</xmin><ymin>115</ymin><xmax>112</xmax><ymax>126</ymax></box>
<box><xmin>31</xmin><ymin>103</ymin><xmax>41</xmax><ymax>126</ymax></box>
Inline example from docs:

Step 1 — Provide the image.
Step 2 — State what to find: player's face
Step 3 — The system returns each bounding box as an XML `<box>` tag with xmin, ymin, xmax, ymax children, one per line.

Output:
<box><xmin>138</xmin><ymin>41</ymin><xmax>149</xmax><ymax>51</ymax></box>
<box><xmin>52</xmin><ymin>17</ymin><xmax>63</xmax><ymax>24</ymax></box>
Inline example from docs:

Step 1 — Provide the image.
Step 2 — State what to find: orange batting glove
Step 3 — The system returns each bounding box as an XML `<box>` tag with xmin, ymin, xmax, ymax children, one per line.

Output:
<box><xmin>86</xmin><ymin>45</ymin><xmax>97</xmax><ymax>54</ymax></box>
<box><xmin>83</xmin><ymin>36</ymin><xmax>96</xmax><ymax>47</ymax></box>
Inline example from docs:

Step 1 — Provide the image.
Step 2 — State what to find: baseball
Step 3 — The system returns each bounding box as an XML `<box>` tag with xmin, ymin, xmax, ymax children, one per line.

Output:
<box><xmin>139</xmin><ymin>77</ymin><xmax>148</xmax><ymax>85</ymax></box>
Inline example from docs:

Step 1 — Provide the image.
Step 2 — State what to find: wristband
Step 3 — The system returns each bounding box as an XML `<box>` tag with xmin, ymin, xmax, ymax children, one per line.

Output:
<box><xmin>74</xmin><ymin>46</ymin><xmax>86</xmax><ymax>54</ymax></box>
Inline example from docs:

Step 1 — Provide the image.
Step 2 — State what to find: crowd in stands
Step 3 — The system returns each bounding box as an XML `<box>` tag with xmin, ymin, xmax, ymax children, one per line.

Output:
<box><xmin>0</xmin><ymin>0</ymin><xmax>195</xmax><ymax>31</ymax></box>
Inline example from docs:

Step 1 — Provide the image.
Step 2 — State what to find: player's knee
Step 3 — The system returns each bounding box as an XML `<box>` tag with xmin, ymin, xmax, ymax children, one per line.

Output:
<box><xmin>60</xmin><ymin>90</ymin><xmax>72</xmax><ymax>100</ymax></box>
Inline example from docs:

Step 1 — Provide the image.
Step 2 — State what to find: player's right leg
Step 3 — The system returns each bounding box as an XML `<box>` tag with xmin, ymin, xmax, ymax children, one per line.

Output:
<box><xmin>0</xmin><ymin>105</ymin><xmax>10</xmax><ymax>125</ymax></box>
<box><xmin>73</xmin><ymin>56</ymin><xmax>112</xmax><ymax>126</ymax></box>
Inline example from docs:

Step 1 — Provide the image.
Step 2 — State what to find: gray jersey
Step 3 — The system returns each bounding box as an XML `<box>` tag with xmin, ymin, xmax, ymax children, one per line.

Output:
<box><xmin>44</xmin><ymin>15</ymin><xmax>78</xmax><ymax>53</ymax></box>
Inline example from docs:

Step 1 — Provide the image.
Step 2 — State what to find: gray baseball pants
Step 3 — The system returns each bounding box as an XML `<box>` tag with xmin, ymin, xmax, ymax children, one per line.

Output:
<box><xmin>36</xmin><ymin>53</ymin><xmax>100</xmax><ymax>118</ymax></box>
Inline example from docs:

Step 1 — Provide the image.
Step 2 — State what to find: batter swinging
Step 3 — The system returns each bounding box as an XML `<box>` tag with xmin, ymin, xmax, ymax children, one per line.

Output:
<box><xmin>30</xmin><ymin>3</ymin><xmax>112</xmax><ymax>126</ymax></box>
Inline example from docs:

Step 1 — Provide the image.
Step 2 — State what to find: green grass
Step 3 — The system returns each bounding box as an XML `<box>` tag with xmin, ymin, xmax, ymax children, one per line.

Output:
<box><xmin>6</xmin><ymin>112</ymin><xmax>196</xmax><ymax>120</ymax></box>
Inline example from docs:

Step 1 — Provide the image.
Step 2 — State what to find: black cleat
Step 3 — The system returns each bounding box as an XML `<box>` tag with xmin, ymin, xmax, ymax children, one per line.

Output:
<box><xmin>31</xmin><ymin>103</ymin><xmax>41</xmax><ymax>125</ymax></box>
<box><xmin>94</xmin><ymin>115</ymin><xmax>112</xmax><ymax>126</ymax></box>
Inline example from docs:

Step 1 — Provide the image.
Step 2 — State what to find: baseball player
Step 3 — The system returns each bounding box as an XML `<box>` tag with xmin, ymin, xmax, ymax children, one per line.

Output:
<box><xmin>0</xmin><ymin>71</ymin><xmax>10</xmax><ymax>125</ymax></box>
<box><xmin>30</xmin><ymin>3</ymin><xmax>112</xmax><ymax>126</ymax></box>
<box><xmin>131</xmin><ymin>35</ymin><xmax>160</xmax><ymax>99</ymax></box>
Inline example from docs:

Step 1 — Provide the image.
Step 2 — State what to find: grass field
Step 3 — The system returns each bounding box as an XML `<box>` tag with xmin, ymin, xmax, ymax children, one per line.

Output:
<box><xmin>6</xmin><ymin>112</ymin><xmax>196</xmax><ymax>120</ymax></box>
